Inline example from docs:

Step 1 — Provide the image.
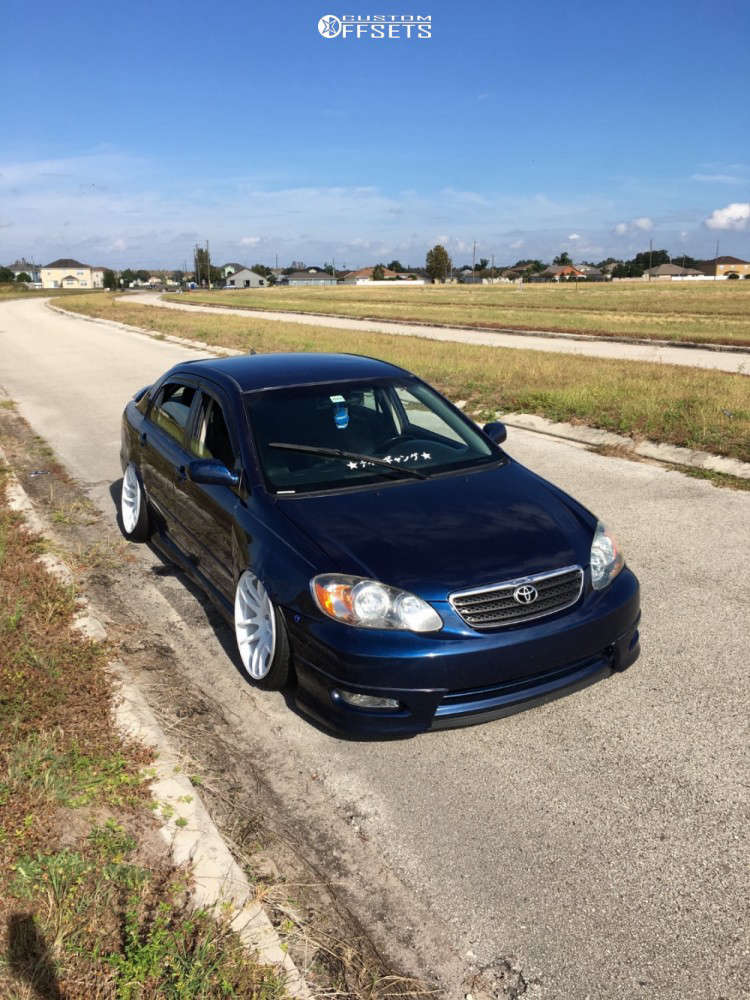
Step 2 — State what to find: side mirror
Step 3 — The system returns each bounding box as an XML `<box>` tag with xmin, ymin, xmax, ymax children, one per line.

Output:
<box><xmin>188</xmin><ymin>459</ymin><xmax>240</xmax><ymax>488</ymax></box>
<box><xmin>482</xmin><ymin>421</ymin><xmax>507</xmax><ymax>444</ymax></box>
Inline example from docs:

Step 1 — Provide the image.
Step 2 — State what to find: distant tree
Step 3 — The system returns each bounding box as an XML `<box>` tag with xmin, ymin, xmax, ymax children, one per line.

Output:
<box><xmin>120</xmin><ymin>268</ymin><xmax>136</xmax><ymax>287</ymax></box>
<box><xmin>387</xmin><ymin>259</ymin><xmax>404</xmax><ymax>272</ymax></box>
<box><xmin>0</xmin><ymin>267</ymin><xmax>15</xmax><ymax>282</ymax></box>
<box><xmin>475</xmin><ymin>257</ymin><xmax>489</xmax><ymax>272</ymax></box>
<box><xmin>372</xmin><ymin>263</ymin><xmax>386</xmax><ymax>281</ymax></box>
<box><xmin>553</xmin><ymin>251</ymin><xmax>572</xmax><ymax>266</ymax></box>
<box><xmin>322</xmin><ymin>263</ymin><xmax>335</xmax><ymax>275</ymax></box>
<box><xmin>425</xmin><ymin>244</ymin><xmax>451</xmax><ymax>282</ymax></box>
<box><xmin>135</xmin><ymin>269</ymin><xmax>150</xmax><ymax>283</ymax></box>
<box><xmin>103</xmin><ymin>269</ymin><xmax>117</xmax><ymax>290</ymax></box>
<box><xmin>512</xmin><ymin>259</ymin><xmax>544</xmax><ymax>273</ymax></box>
<box><xmin>282</xmin><ymin>266</ymin><xmax>296</xmax><ymax>275</ymax></box>
<box><xmin>632</xmin><ymin>249</ymin><xmax>669</xmax><ymax>272</ymax></box>
<box><xmin>674</xmin><ymin>254</ymin><xmax>700</xmax><ymax>270</ymax></box>
<box><xmin>251</xmin><ymin>264</ymin><xmax>273</xmax><ymax>277</ymax></box>
<box><xmin>15</xmin><ymin>271</ymin><xmax>31</xmax><ymax>283</ymax></box>
<box><xmin>172</xmin><ymin>270</ymin><xmax>185</xmax><ymax>286</ymax></box>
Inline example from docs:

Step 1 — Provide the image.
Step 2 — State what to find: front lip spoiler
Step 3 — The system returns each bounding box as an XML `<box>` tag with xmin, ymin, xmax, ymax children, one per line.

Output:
<box><xmin>432</xmin><ymin>654</ymin><xmax>610</xmax><ymax>725</ymax></box>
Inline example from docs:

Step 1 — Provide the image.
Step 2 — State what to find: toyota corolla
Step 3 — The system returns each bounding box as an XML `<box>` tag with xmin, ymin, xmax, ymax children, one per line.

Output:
<box><xmin>120</xmin><ymin>352</ymin><xmax>641</xmax><ymax>736</ymax></box>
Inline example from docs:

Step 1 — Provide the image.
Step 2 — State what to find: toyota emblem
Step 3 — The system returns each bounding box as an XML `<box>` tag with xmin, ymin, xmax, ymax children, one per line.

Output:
<box><xmin>513</xmin><ymin>584</ymin><xmax>538</xmax><ymax>605</ymax></box>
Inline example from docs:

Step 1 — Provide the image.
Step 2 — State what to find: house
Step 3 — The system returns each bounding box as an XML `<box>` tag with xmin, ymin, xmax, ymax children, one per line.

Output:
<box><xmin>41</xmin><ymin>259</ymin><xmax>104</xmax><ymax>289</ymax></box>
<box><xmin>694</xmin><ymin>256</ymin><xmax>750</xmax><ymax>279</ymax></box>
<box><xmin>284</xmin><ymin>268</ymin><xmax>337</xmax><ymax>287</ymax></box>
<box><xmin>643</xmin><ymin>263</ymin><xmax>703</xmax><ymax>279</ymax></box>
<box><xmin>7</xmin><ymin>257</ymin><xmax>41</xmax><ymax>282</ymax></box>
<box><xmin>221</xmin><ymin>262</ymin><xmax>245</xmax><ymax>279</ymax></box>
<box><xmin>536</xmin><ymin>264</ymin><xmax>586</xmax><ymax>280</ymax></box>
<box><xmin>342</xmin><ymin>266</ymin><xmax>424</xmax><ymax>285</ymax></box>
<box><xmin>575</xmin><ymin>264</ymin><xmax>605</xmax><ymax>279</ymax></box>
<box><xmin>224</xmin><ymin>267</ymin><xmax>268</xmax><ymax>289</ymax></box>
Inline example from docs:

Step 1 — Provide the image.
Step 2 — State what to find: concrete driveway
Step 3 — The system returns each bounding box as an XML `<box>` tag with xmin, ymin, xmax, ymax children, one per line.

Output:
<box><xmin>127</xmin><ymin>290</ymin><xmax>750</xmax><ymax>374</ymax></box>
<box><xmin>1</xmin><ymin>296</ymin><xmax>748</xmax><ymax>999</ymax></box>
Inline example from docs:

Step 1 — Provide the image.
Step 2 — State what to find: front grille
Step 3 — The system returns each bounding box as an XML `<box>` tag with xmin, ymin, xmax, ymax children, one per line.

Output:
<box><xmin>450</xmin><ymin>565</ymin><xmax>583</xmax><ymax>630</ymax></box>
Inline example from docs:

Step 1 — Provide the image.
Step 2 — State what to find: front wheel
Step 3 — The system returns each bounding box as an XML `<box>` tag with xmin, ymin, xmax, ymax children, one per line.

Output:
<box><xmin>234</xmin><ymin>570</ymin><xmax>290</xmax><ymax>690</ymax></box>
<box><xmin>120</xmin><ymin>463</ymin><xmax>150</xmax><ymax>542</ymax></box>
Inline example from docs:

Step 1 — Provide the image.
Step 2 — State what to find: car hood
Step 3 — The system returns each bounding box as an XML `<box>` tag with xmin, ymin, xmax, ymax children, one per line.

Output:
<box><xmin>276</xmin><ymin>460</ymin><xmax>593</xmax><ymax>599</ymax></box>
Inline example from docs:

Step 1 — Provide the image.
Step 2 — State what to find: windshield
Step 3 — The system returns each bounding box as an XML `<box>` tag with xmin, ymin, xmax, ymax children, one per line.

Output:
<box><xmin>245</xmin><ymin>377</ymin><xmax>498</xmax><ymax>494</ymax></box>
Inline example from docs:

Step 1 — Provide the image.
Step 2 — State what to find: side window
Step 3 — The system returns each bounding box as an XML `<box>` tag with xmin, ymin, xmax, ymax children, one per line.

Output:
<box><xmin>151</xmin><ymin>382</ymin><xmax>196</xmax><ymax>444</ymax></box>
<box><xmin>190</xmin><ymin>396</ymin><xmax>236</xmax><ymax>470</ymax></box>
<box><xmin>393</xmin><ymin>385</ymin><xmax>463</xmax><ymax>443</ymax></box>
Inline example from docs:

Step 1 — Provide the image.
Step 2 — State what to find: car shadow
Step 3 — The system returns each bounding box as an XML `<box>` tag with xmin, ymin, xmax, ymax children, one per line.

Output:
<box><xmin>109</xmin><ymin>479</ymin><xmax>392</xmax><ymax>740</ymax></box>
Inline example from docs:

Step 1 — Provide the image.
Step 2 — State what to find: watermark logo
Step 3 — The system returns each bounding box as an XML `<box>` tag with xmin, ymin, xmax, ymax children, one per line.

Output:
<box><xmin>317</xmin><ymin>13</ymin><xmax>431</xmax><ymax>39</ymax></box>
<box><xmin>318</xmin><ymin>14</ymin><xmax>342</xmax><ymax>38</ymax></box>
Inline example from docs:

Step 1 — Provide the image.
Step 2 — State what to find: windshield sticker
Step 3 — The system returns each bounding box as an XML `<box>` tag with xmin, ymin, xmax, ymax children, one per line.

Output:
<box><xmin>346</xmin><ymin>452</ymin><xmax>431</xmax><ymax>470</ymax></box>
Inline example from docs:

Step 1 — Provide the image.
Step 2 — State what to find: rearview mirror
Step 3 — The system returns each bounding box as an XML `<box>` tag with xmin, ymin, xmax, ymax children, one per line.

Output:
<box><xmin>482</xmin><ymin>421</ymin><xmax>507</xmax><ymax>444</ymax></box>
<box><xmin>188</xmin><ymin>459</ymin><xmax>240</xmax><ymax>488</ymax></box>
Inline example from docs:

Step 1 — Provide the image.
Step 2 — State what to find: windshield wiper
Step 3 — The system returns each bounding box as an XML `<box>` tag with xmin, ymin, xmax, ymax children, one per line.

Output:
<box><xmin>268</xmin><ymin>441</ymin><xmax>429</xmax><ymax>480</ymax></box>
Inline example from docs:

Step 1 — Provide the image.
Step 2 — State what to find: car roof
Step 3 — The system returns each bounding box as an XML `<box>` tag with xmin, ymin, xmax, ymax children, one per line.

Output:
<box><xmin>173</xmin><ymin>352</ymin><xmax>412</xmax><ymax>392</ymax></box>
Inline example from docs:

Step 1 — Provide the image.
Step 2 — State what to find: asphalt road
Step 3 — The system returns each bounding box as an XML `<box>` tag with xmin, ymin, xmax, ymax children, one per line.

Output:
<box><xmin>2</xmin><ymin>296</ymin><xmax>748</xmax><ymax>999</ymax></box>
<box><xmin>128</xmin><ymin>290</ymin><xmax>750</xmax><ymax>374</ymax></box>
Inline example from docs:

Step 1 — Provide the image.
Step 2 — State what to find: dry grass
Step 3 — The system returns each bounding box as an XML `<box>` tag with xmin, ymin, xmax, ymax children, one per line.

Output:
<box><xmin>61</xmin><ymin>294</ymin><xmax>750</xmax><ymax>462</ymax></box>
<box><xmin>0</xmin><ymin>453</ymin><xmax>286</xmax><ymax>997</ymax></box>
<box><xmin>164</xmin><ymin>281</ymin><xmax>750</xmax><ymax>345</ymax></box>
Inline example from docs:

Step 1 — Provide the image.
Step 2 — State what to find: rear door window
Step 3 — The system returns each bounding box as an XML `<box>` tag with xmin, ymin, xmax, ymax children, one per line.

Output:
<box><xmin>150</xmin><ymin>382</ymin><xmax>196</xmax><ymax>443</ymax></box>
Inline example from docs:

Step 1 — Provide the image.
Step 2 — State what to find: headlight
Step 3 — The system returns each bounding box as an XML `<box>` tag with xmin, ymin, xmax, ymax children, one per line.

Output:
<box><xmin>589</xmin><ymin>521</ymin><xmax>625</xmax><ymax>590</ymax></box>
<box><xmin>311</xmin><ymin>574</ymin><xmax>443</xmax><ymax>632</ymax></box>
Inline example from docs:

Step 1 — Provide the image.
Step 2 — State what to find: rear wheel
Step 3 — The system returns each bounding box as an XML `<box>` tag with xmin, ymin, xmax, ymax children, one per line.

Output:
<box><xmin>121</xmin><ymin>463</ymin><xmax>150</xmax><ymax>542</ymax></box>
<box><xmin>234</xmin><ymin>570</ymin><xmax>290</xmax><ymax>690</ymax></box>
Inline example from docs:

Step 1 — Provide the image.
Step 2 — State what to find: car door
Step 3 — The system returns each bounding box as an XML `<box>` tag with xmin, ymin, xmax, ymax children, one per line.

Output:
<box><xmin>175</xmin><ymin>386</ymin><xmax>242</xmax><ymax>601</ymax></box>
<box><xmin>140</xmin><ymin>379</ymin><xmax>198</xmax><ymax>540</ymax></box>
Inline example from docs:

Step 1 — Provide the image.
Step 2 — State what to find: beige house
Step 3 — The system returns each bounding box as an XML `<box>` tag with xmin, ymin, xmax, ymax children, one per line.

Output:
<box><xmin>41</xmin><ymin>258</ymin><xmax>105</xmax><ymax>289</ymax></box>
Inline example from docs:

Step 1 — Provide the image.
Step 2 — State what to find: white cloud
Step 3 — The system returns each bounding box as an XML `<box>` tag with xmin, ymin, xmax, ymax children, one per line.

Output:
<box><xmin>614</xmin><ymin>217</ymin><xmax>653</xmax><ymax>235</ymax></box>
<box><xmin>704</xmin><ymin>202</ymin><xmax>750</xmax><ymax>231</ymax></box>
<box><xmin>692</xmin><ymin>173</ymin><xmax>746</xmax><ymax>184</ymax></box>
<box><xmin>568</xmin><ymin>232</ymin><xmax>581</xmax><ymax>240</ymax></box>
<box><xmin>240</xmin><ymin>236</ymin><xmax>261</xmax><ymax>245</ymax></box>
<box><xmin>509</xmin><ymin>239</ymin><xmax>524</xmax><ymax>249</ymax></box>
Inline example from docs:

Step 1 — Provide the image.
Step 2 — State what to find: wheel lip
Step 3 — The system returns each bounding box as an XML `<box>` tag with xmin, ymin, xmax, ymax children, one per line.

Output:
<box><xmin>234</xmin><ymin>570</ymin><xmax>277</xmax><ymax>680</ymax></box>
<box><xmin>121</xmin><ymin>463</ymin><xmax>141</xmax><ymax>535</ymax></box>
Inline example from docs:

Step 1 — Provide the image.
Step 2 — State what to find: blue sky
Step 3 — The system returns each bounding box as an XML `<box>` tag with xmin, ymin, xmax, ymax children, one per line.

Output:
<box><xmin>2</xmin><ymin>0</ymin><xmax>749</xmax><ymax>268</ymax></box>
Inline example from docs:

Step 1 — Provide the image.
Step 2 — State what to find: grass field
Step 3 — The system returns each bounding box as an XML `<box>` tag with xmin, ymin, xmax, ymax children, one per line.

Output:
<box><xmin>60</xmin><ymin>294</ymin><xmax>750</xmax><ymax>463</ymax></box>
<box><xmin>163</xmin><ymin>281</ymin><xmax>750</xmax><ymax>346</ymax></box>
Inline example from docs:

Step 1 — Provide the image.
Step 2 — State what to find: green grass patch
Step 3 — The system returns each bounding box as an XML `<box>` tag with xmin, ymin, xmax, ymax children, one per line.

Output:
<box><xmin>164</xmin><ymin>280</ymin><xmax>750</xmax><ymax>346</ymax></box>
<box><xmin>61</xmin><ymin>294</ymin><xmax>750</xmax><ymax>463</ymax></box>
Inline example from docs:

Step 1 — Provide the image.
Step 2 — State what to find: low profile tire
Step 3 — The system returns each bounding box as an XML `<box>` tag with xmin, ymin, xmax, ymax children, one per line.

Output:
<box><xmin>234</xmin><ymin>570</ymin><xmax>290</xmax><ymax>690</ymax></box>
<box><xmin>120</xmin><ymin>462</ymin><xmax>150</xmax><ymax>542</ymax></box>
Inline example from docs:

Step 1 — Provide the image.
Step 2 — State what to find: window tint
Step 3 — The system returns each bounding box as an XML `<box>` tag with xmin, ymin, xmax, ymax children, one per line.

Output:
<box><xmin>151</xmin><ymin>383</ymin><xmax>196</xmax><ymax>443</ymax></box>
<box><xmin>191</xmin><ymin>396</ymin><xmax>236</xmax><ymax>470</ymax></box>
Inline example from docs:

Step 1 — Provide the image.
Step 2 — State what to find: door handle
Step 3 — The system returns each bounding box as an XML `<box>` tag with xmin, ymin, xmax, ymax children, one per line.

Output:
<box><xmin>177</xmin><ymin>464</ymin><xmax>187</xmax><ymax>481</ymax></box>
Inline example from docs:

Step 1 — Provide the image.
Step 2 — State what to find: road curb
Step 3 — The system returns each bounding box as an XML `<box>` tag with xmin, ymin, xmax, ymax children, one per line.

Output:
<box><xmin>152</xmin><ymin>294</ymin><xmax>750</xmax><ymax>355</ymax></box>
<box><xmin>0</xmin><ymin>446</ymin><xmax>310</xmax><ymax>998</ymax></box>
<box><xmin>47</xmin><ymin>300</ymin><xmax>749</xmax><ymax>480</ymax></box>
<box><xmin>499</xmin><ymin>412</ymin><xmax>750</xmax><ymax>479</ymax></box>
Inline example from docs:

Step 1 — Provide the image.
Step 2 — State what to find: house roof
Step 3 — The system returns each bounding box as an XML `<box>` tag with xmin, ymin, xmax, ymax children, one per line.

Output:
<box><xmin>44</xmin><ymin>258</ymin><xmax>88</xmax><ymax>269</ymax></box>
<box><xmin>715</xmin><ymin>255</ymin><xmax>748</xmax><ymax>265</ymax></box>
<box><xmin>221</xmin><ymin>262</ymin><xmax>244</xmax><ymax>270</ymax></box>
<box><xmin>344</xmin><ymin>266</ymin><xmax>400</xmax><ymax>279</ymax></box>
<box><xmin>539</xmin><ymin>265</ymin><xmax>584</xmax><ymax>277</ymax></box>
<box><xmin>645</xmin><ymin>263</ymin><xmax>702</xmax><ymax>276</ymax></box>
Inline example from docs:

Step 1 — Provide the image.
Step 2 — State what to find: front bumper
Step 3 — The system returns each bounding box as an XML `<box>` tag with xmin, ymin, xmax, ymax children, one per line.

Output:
<box><xmin>288</xmin><ymin>568</ymin><xmax>641</xmax><ymax>737</ymax></box>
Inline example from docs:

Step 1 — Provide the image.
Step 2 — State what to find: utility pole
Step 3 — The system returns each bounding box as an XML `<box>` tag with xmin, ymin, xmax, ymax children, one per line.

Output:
<box><xmin>206</xmin><ymin>240</ymin><xmax>211</xmax><ymax>290</ymax></box>
<box><xmin>715</xmin><ymin>240</ymin><xmax>719</xmax><ymax>278</ymax></box>
<box><xmin>472</xmin><ymin>240</ymin><xmax>477</xmax><ymax>274</ymax></box>
<box><xmin>649</xmin><ymin>238</ymin><xmax>653</xmax><ymax>281</ymax></box>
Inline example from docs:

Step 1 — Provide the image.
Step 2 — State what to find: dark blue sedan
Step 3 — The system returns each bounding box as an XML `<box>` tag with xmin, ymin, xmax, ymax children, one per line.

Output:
<box><xmin>120</xmin><ymin>352</ymin><xmax>640</xmax><ymax>736</ymax></box>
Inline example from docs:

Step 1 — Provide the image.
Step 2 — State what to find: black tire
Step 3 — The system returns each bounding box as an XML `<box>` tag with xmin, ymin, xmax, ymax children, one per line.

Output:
<box><xmin>120</xmin><ymin>462</ymin><xmax>150</xmax><ymax>542</ymax></box>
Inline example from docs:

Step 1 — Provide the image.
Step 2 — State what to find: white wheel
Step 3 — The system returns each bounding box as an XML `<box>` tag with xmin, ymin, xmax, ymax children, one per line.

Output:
<box><xmin>121</xmin><ymin>463</ymin><xmax>149</xmax><ymax>541</ymax></box>
<box><xmin>234</xmin><ymin>571</ymin><xmax>277</xmax><ymax>680</ymax></box>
